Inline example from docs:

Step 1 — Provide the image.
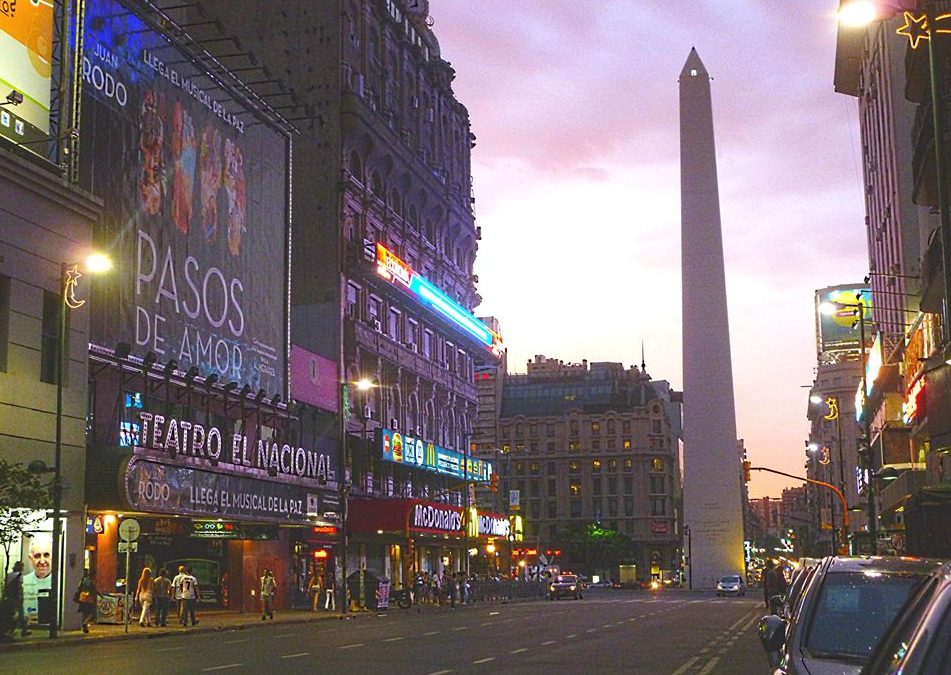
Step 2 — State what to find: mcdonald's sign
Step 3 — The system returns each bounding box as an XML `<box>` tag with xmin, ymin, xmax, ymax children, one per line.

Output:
<box><xmin>377</xmin><ymin>427</ymin><xmax>492</xmax><ymax>483</ymax></box>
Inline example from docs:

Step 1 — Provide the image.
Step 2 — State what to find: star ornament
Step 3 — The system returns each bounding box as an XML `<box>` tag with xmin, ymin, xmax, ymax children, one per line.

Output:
<box><xmin>897</xmin><ymin>11</ymin><xmax>929</xmax><ymax>50</ymax></box>
<box><xmin>64</xmin><ymin>264</ymin><xmax>86</xmax><ymax>309</ymax></box>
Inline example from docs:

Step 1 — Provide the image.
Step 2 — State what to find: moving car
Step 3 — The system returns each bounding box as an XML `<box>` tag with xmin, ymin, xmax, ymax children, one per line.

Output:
<box><xmin>716</xmin><ymin>574</ymin><xmax>746</xmax><ymax>597</ymax></box>
<box><xmin>548</xmin><ymin>574</ymin><xmax>584</xmax><ymax>600</ymax></box>
<box><xmin>758</xmin><ymin>556</ymin><xmax>944</xmax><ymax>675</ymax></box>
<box><xmin>862</xmin><ymin>561</ymin><xmax>951</xmax><ymax>674</ymax></box>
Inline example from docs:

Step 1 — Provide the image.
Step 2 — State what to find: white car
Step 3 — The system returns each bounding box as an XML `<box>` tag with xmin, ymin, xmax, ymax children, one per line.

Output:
<box><xmin>716</xmin><ymin>574</ymin><xmax>746</xmax><ymax>597</ymax></box>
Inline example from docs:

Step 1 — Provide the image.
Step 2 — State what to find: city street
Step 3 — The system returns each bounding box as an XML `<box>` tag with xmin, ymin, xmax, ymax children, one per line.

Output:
<box><xmin>0</xmin><ymin>590</ymin><xmax>765</xmax><ymax>674</ymax></box>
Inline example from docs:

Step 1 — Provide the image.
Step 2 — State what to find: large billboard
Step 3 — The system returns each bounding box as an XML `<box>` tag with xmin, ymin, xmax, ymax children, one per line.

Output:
<box><xmin>0</xmin><ymin>0</ymin><xmax>53</xmax><ymax>148</ymax></box>
<box><xmin>80</xmin><ymin>0</ymin><xmax>289</xmax><ymax>394</ymax></box>
<box><xmin>378</xmin><ymin>427</ymin><xmax>492</xmax><ymax>483</ymax></box>
<box><xmin>815</xmin><ymin>286</ymin><xmax>872</xmax><ymax>355</ymax></box>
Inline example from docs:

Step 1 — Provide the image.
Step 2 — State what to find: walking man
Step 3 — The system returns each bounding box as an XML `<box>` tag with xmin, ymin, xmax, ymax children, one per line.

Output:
<box><xmin>171</xmin><ymin>565</ymin><xmax>187</xmax><ymax>620</ymax></box>
<box><xmin>153</xmin><ymin>568</ymin><xmax>172</xmax><ymax>627</ymax></box>
<box><xmin>323</xmin><ymin>573</ymin><xmax>336</xmax><ymax>611</ymax></box>
<box><xmin>3</xmin><ymin>561</ymin><xmax>29</xmax><ymax>637</ymax></box>
<box><xmin>763</xmin><ymin>560</ymin><xmax>787</xmax><ymax>610</ymax></box>
<box><xmin>179</xmin><ymin>567</ymin><xmax>200</xmax><ymax>626</ymax></box>
<box><xmin>260</xmin><ymin>569</ymin><xmax>276</xmax><ymax>620</ymax></box>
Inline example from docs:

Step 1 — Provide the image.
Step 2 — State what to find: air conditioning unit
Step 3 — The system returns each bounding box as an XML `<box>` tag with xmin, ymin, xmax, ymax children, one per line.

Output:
<box><xmin>410</xmin><ymin>95</ymin><xmax>419</xmax><ymax>109</ymax></box>
<box><xmin>416</xmin><ymin>426</ymin><xmax>424</xmax><ymax>436</ymax></box>
<box><xmin>390</xmin><ymin>418</ymin><xmax>400</xmax><ymax>430</ymax></box>
<box><xmin>354</xmin><ymin>72</ymin><xmax>365</xmax><ymax>97</ymax></box>
<box><xmin>410</xmin><ymin>343</ymin><xmax>418</xmax><ymax>353</ymax></box>
<box><xmin>362</xmin><ymin>405</ymin><xmax>372</xmax><ymax>420</ymax></box>
<box><xmin>426</xmin><ymin>107</ymin><xmax>434</xmax><ymax>123</ymax></box>
<box><xmin>373</xmin><ymin>319</ymin><xmax>382</xmax><ymax>332</ymax></box>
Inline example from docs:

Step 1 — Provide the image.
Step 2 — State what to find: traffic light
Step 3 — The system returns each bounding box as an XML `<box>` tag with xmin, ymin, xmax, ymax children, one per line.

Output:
<box><xmin>489</xmin><ymin>472</ymin><xmax>499</xmax><ymax>492</ymax></box>
<box><xmin>743</xmin><ymin>460</ymin><xmax>751</xmax><ymax>483</ymax></box>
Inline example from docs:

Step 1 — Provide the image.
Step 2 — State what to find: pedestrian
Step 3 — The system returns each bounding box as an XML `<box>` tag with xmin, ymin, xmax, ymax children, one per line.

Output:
<box><xmin>179</xmin><ymin>567</ymin><xmax>200</xmax><ymax>626</ymax></box>
<box><xmin>152</xmin><ymin>568</ymin><xmax>172</xmax><ymax>627</ymax></box>
<box><xmin>308</xmin><ymin>569</ymin><xmax>323</xmax><ymax>612</ymax></box>
<box><xmin>762</xmin><ymin>560</ymin><xmax>787</xmax><ymax>610</ymax></box>
<box><xmin>323</xmin><ymin>573</ymin><xmax>336</xmax><ymax>611</ymax></box>
<box><xmin>135</xmin><ymin>567</ymin><xmax>154</xmax><ymax>626</ymax></box>
<box><xmin>260</xmin><ymin>569</ymin><xmax>277</xmax><ymax>620</ymax></box>
<box><xmin>443</xmin><ymin>573</ymin><xmax>457</xmax><ymax>609</ymax></box>
<box><xmin>73</xmin><ymin>570</ymin><xmax>97</xmax><ymax>633</ymax></box>
<box><xmin>171</xmin><ymin>565</ymin><xmax>187</xmax><ymax>620</ymax></box>
<box><xmin>3</xmin><ymin>561</ymin><xmax>29</xmax><ymax>637</ymax></box>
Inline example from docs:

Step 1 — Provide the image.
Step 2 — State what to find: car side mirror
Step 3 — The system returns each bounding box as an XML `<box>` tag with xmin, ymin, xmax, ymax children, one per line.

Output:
<box><xmin>758</xmin><ymin>614</ymin><xmax>787</xmax><ymax>653</ymax></box>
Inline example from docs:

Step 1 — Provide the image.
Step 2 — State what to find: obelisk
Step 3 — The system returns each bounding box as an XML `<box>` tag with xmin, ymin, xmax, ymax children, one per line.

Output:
<box><xmin>680</xmin><ymin>48</ymin><xmax>745</xmax><ymax>589</ymax></box>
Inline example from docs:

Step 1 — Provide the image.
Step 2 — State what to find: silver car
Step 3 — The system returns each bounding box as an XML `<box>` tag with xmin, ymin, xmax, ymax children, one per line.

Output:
<box><xmin>716</xmin><ymin>574</ymin><xmax>746</xmax><ymax>596</ymax></box>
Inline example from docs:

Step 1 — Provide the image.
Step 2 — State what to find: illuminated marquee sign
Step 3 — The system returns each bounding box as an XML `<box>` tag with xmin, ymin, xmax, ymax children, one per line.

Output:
<box><xmin>379</xmin><ymin>427</ymin><xmax>492</xmax><ymax>483</ymax></box>
<box><xmin>375</xmin><ymin>243</ymin><xmax>503</xmax><ymax>357</ymax></box>
<box><xmin>903</xmin><ymin>376</ymin><xmax>926</xmax><ymax>425</ymax></box>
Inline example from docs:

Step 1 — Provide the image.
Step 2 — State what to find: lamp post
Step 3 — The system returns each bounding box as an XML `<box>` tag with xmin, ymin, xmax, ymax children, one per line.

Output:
<box><xmin>809</xmin><ymin>394</ymin><xmax>849</xmax><ymax>552</ymax></box>
<box><xmin>683</xmin><ymin>525</ymin><xmax>692</xmax><ymax>590</ymax></box>
<box><xmin>50</xmin><ymin>254</ymin><xmax>110</xmax><ymax>638</ymax></box>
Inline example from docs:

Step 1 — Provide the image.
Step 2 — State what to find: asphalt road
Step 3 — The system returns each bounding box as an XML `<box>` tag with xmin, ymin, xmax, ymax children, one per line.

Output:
<box><xmin>0</xmin><ymin>589</ymin><xmax>767</xmax><ymax>674</ymax></box>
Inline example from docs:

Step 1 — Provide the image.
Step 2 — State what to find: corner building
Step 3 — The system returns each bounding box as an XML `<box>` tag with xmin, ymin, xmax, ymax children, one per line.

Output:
<box><xmin>494</xmin><ymin>356</ymin><xmax>683</xmax><ymax>583</ymax></box>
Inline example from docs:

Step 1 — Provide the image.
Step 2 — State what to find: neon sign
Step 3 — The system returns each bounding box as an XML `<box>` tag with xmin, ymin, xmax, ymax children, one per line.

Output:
<box><xmin>896</xmin><ymin>11</ymin><xmax>951</xmax><ymax>50</ymax></box>
<box><xmin>903</xmin><ymin>376</ymin><xmax>926</xmax><ymax>425</ymax></box>
<box><xmin>374</xmin><ymin>243</ymin><xmax>503</xmax><ymax>356</ymax></box>
<box><xmin>378</xmin><ymin>427</ymin><xmax>492</xmax><ymax>483</ymax></box>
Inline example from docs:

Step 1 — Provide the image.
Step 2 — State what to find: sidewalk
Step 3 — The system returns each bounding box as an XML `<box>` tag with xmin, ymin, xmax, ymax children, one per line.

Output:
<box><xmin>0</xmin><ymin>607</ymin><xmax>352</xmax><ymax>653</ymax></box>
<box><xmin>0</xmin><ymin>596</ymin><xmax>535</xmax><ymax>653</ymax></box>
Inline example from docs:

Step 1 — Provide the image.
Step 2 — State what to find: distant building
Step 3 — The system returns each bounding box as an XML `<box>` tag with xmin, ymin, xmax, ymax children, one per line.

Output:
<box><xmin>481</xmin><ymin>355</ymin><xmax>683</xmax><ymax>581</ymax></box>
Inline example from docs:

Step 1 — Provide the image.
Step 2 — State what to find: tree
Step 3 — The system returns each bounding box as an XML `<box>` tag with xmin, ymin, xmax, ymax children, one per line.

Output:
<box><xmin>0</xmin><ymin>460</ymin><xmax>51</xmax><ymax>578</ymax></box>
<box><xmin>558</xmin><ymin>523</ymin><xmax>635</xmax><ymax>578</ymax></box>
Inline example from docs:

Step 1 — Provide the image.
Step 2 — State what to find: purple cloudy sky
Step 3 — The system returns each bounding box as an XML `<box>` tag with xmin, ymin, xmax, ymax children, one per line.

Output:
<box><xmin>434</xmin><ymin>1</ymin><xmax>868</xmax><ymax>498</ymax></box>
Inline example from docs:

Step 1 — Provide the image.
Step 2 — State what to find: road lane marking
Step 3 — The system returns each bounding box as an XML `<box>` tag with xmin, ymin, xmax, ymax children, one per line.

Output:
<box><xmin>586</xmin><ymin>628</ymin><xmax>597</xmax><ymax>633</ymax></box>
<box><xmin>541</xmin><ymin>640</ymin><xmax>556</xmax><ymax>646</ymax></box>
<box><xmin>384</xmin><ymin>636</ymin><xmax>406</xmax><ymax>642</ymax></box>
<box><xmin>510</xmin><ymin>648</ymin><xmax>528</xmax><ymax>654</ymax></box>
<box><xmin>156</xmin><ymin>646</ymin><xmax>185</xmax><ymax>652</ymax></box>
<box><xmin>281</xmin><ymin>653</ymin><xmax>310</xmax><ymax>659</ymax></box>
<box><xmin>274</xmin><ymin>633</ymin><xmax>298</xmax><ymax>638</ymax></box>
<box><xmin>565</xmin><ymin>634</ymin><xmax>577</xmax><ymax>639</ymax></box>
<box><xmin>699</xmin><ymin>656</ymin><xmax>721</xmax><ymax>674</ymax></box>
<box><xmin>670</xmin><ymin>656</ymin><xmax>700</xmax><ymax>675</ymax></box>
<box><xmin>601</xmin><ymin>624</ymin><xmax>612</xmax><ymax>628</ymax></box>
<box><xmin>423</xmin><ymin>631</ymin><xmax>440</xmax><ymax>636</ymax></box>
<box><xmin>424</xmin><ymin>671</ymin><xmax>453</xmax><ymax>675</ymax></box>
<box><xmin>340</xmin><ymin>643</ymin><xmax>364</xmax><ymax>649</ymax></box>
<box><xmin>201</xmin><ymin>665</ymin><xmax>243</xmax><ymax>672</ymax></box>
<box><xmin>222</xmin><ymin>639</ymin><xmax>248</xmax><ymax>644</ymax></box>
<box><xmin>489</xmin><ymin>611</ymin><xmax>500</xmax><ymax>616</ymax></box>
<box><xmin>453</xmin><ymin>626</ymin><xmax>468</xmax><ymax>631</ymax></box>
<box><xmin>473</xmin><ymin>657</ymin><xmax>496</xmax><ymax>664</ymax></box>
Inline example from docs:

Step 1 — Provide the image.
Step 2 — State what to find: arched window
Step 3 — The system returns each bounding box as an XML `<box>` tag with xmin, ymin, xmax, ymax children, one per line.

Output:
<box><xmin>348</xmin><ymin>151</ymin><xmax>363</xmax><ymax>184</ymax></box>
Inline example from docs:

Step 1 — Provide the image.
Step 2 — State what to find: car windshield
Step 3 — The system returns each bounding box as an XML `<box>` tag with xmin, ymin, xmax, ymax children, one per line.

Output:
<box><xmin>556</xmin><ymin>575</ymin><xmax>577</xmax><ymax>583</ymax></box>
<box><xmin>803</xmin><ymin>571</ymin><xmax>923</xmax><ymax>660</ymax></box>
<box><xmin>720</xmin><ymin>576</ymin><xmax>740</xmax><ymax>583</ymax></box>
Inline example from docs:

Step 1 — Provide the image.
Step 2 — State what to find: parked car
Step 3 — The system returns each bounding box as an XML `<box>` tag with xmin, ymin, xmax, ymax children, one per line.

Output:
<box><xmin>862</xmin><ymin>561</ymin><xmax>951</xmax><ymax>674</ymax></box>
<box><xmin>716</xmin><ymin>574</ymin><xmax>746</xmax><ymax>597</ymax></box>
<box><xmin>547</xmin><ymin>574</ymin><xmax>584</xmax><ymax>600</ymax></box>
<box><xmin>758</xmin><ymin>556</ymin><xmax>944</xmax><ymax>675</ymax></box>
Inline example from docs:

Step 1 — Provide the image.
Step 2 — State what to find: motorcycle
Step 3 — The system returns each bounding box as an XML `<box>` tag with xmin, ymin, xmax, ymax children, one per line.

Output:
<box><xmin>390</xmin><ymin>585</ymin><xmax>413</xmax><ymax>609</ymax></box>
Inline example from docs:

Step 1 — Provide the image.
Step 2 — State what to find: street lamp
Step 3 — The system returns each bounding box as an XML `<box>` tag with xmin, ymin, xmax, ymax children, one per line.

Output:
<box><xmin>838</xmin><ymin>0</ymin><xmax>951</xmax><ymax>356</ymax></box>
<box><xmin>819</xmin><ymin>297</ymin><xmax>877</xmax><ymax>553</ymax></box>
<box><xmin>50</xmin><ymin>254</ymin><xmax>111</xmax><ymax>638</ymax></box>
<box><xmin>809</xmin><ymin>394</ymin><xmax>849</xmax><ymax>552</ymax></box>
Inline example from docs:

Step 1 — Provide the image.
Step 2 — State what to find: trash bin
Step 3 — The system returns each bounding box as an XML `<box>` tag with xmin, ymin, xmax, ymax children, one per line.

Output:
<box><xmin>96</xmin><ymin>593</ymin><xmax>128</xmax><ymax>624</ymax></box>
<box><xmin>346</xmin><ymin>570</ymin><xmax>380</xmax><ymax>609</ymax></box>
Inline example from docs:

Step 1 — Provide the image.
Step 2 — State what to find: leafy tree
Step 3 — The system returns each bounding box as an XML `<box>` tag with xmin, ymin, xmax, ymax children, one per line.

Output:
<box><xmin>557</xmin><ymin>522</ymin><xmax>635</xmax><ymax>577</ymax></box>
<box><xmin>0</xmin><ymin>460</ymin><xmax>50</xmax><ymax>578</ymax></box>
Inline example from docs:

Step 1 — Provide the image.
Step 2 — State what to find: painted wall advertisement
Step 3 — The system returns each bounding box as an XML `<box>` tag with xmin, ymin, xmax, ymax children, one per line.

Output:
<box><xmin>0</xmin><ymin>0</ymin><xmax>53</xmax><ymax>148</ymax></box>
<box><xmin>79</xmin><ymin>0</ymin><xmax>289</xmax><ymax>394</ymax></box>
<box><xmin>378</xmin><ymin>427</ymin><xmax>492</xmax><ymax>483</ymax></box>
<box><xmin>290</xmin><ymin>345</ymin><xmax>339</xmax><ymax>413</ymax></box>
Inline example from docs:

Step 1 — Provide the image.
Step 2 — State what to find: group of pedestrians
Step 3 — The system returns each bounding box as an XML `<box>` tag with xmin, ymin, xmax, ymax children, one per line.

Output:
<box><xmin>411</xmin><ymin>571</ymin><xmax>472</xmax><ymax>608</ymax></box>
<box><xmin>308</xmin><ymin>572</ymin><xmax>336</xmax><ymax>611</ymax></box>
<box><xmin>134</xmin><ymin>565</ymin><xmax>200</xmax><ymax>627</ymax></box>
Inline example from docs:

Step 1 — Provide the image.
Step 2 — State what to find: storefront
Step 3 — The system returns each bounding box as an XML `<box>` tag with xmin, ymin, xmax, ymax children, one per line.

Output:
<box><xmin>347</xmin><ymin>498</ymin><xmax>518</xmax><ymax>587</ymax></box>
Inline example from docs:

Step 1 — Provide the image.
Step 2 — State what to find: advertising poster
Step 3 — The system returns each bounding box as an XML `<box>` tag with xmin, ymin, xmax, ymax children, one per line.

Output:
<box><xmin>79</xmin><ymin>0</ymin><xmax>289</xmax><ymax>395</ymax></box>
<box><xmin>0</xmin><ymin>514</ymin><xmax>57</xmax><ymax>626</ymax></box>
<box><xmin>378</xmin><ymin>427</ymin><xmax>492</xmax><ymax>482</ymax></box>
<box><xmin>0</xmin><ymin>0</ymin><xmax>53</xmax><ymax>148</ymax></box>
<box><xmin>815</xmin><ymin>286</ymin><xmax>872</xmax><ymax>355</ymax></box>
<box><xmin>290</xmin><ymin>345</ymin><xmax>339</xmax><ymax>413</ymax></box>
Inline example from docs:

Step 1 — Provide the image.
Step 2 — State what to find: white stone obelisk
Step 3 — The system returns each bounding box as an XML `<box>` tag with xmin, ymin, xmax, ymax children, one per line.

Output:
<box><xmin>680</xmin><ymin>48</ymin><xmax>746</xmax><ymax>589</ymax></box>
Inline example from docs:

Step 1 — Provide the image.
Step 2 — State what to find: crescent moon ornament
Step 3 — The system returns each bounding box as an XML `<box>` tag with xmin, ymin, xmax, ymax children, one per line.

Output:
<box><xmin>64</xmin><ymin>264</ymin><xmax>86</xmax><ymax>309</ymax></box>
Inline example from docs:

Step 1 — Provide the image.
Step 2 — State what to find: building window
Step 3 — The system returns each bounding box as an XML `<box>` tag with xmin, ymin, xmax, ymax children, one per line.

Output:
<box><xmin>650</xmin><ymin>457</ymin><xmax>665</xmax><ymax>472</ymax></box>
<box><xmin>548</xmin><ymin>478</ymin><xmax>556</xmax><ymax>495</ymax></box>
<box><xmin>548</xmin><ymin>501</ymin><xmax>557</xmax><ymax>518</ymax></box>
<box><xmin>516</xmin><ymin>443</ymin><xmax>525</xmax><ymax>453</ymax></box>
<box><xmin>570</xmin><ymin>420</ymin><xmax>579</xmax><ymax>437</ymax></box>
<box><xmin>569</xmin><ymin>482</ymin><xmax>581</xmax><ymax>496</ymax></box>
<box><xmin>568</xmin><ymin>461</ymin><xmax>580</xmax><ymax>474</ymax></box>
<box><xmin>622</xmin><ymin>420</ymin><xmax>631</xmax><ymax>434</ymax></box>
<box><xmin>652</xmin><ymin>420</ymin><xmax>662</xmax><ymax>434</ymax></box>
<box><xmin>608</xmin><ymin>459</ymin><xmax>617</xmax><ymax>473</ymax></box>
<box><xmin>592</xmin><ymin>439</ymin><xmax>601</xmax><ymax>450</ymax></box>
<box><xmin>625</xmin><ymin>521</ymin><xmax>634</xmax><ymax>535</ymax></box>
<box><xmin>368</xmin><ymin>295</ymin><xmax>382</xmax><ymax>321</ymax></box>
<box><xmin>591</xmin><ymin>421</ymin><xmax>600</xmax><ymax>435</ymax></box>
<box><xmin>547</xmin><ymin>461</ymin><xmax>556</xmax><ymax>475</ymax></box>
<box><xmin>515</xmin><ymin>462</ymin><xmax>524</xmax><ymax>475</ymax></box>
<box><xmin>423</xmin><ymin>329</ymin><xmax>433</xmax><ymax>358</ymax></box>
<box><xmin>592</xmin><ymin>459</ymin><xmax>602</xmax><ymax>472</ymax></box>
<box><xmin>346</xmin><ymin>282</ymin><xmax>361</xmax><ymax>318</ymax></box>
<box><xmin>592</xmin><ymin>478</ymin><xmax>602</xmax><ymax>495</ymax></box>
<box><xmin>624</xmin><ymin>497</ymin><xmax>634</xmax><ymax>516</ymax></box>
<box><xmin>388</xmin><ymin>308</ymin><xmax>401</xmax><ymax>341</ymax></box>
<box><xmin>569</xmin><ymin>441</ymin><xmax>581</xmax><ymax>452</ymax></box>
<box><xmin>593</xmin><ymin>498</ymin><xmax>603</xmax><ymax>519</ymax></box>
<box><xmin>651</xmin><ymin>497</ymin><xmax>666</xmax><ymax>516</ymax></box>
<box><xmin>529</xmin><ymin>462</ymin><xmax>539</xmax><ymax>476</ymax></box>
<box><xmin>40</xmin><ymin>290</ymin><xmax>62</xmax><ymax>384</ymax></box>
<box><xmin>607</xmin><ymin>420</ymin><xmax>615</xmax><ymax>435</ymax></box>
<box><xmin>624</xmin><ymin>476</ymin><xmax>633</xmax><ymax>494</ymax></box>
<box><xmin>530</xmin><ymin>501</ymin><xmax>540</xmax><ymax>519</ymax></box>
<box><xmin>607</xmin><ymin>439</ymin><xmax>616</xmax><ymax>450</ymax></box>
<box><xmin>529</xmin><ymin>441</ymin><xmax>539</xmax><ymax>453</ymax></box>
<box><xmin>570</xmin><ymin>499</ymin><xmax>582</xmax><ymax>517</ymax></box>
<box><xmin>650</xmin><ymin>475</ymin><xmax>666</xmax><ymax>494</ymax></box>
<box><xmin>608</xmin><ymin>477</ymin><xmax>617</xmax><ymax>494</ymax></box>
<box><xmin>546</xmin><ymin>441</ymin><xmax>555</xmax><ymax>453</ymax></box>
<box><xmin>608</xmin><ymin>499</ymin><xmax>618</xmax><ymax>517</ymax></box>
<box><xmin>407</xmin><ymin>319</ymin><xmax>419</xmax><ymax>347</ymax></box>
<box><xmin>623</xmin><ymin>458</ymin><xmax>633</xmax><ymax>472</ymax></box>
<box><xmin>623</xmin><ymin>439</ymin><xmax>632</xmax><ymax>449</ymax></box>
<box><xmin>530</xmin><ymin>480</ymin><xmax>540</xmax><ymax>497</ymax></box>
<box><xmin>515</xmin><ymin>423</ymin><xmax>524</xmax><ymax>439</ymax></box>
<box><xmin>502</xmin><ymin>444</ymin><xmax>511</xmax><ymax>454</ymax></box>
<box><xmin>529</xmin><ymin>424</ymin><xmax>538</xmax><ymax>438</ymax></box>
